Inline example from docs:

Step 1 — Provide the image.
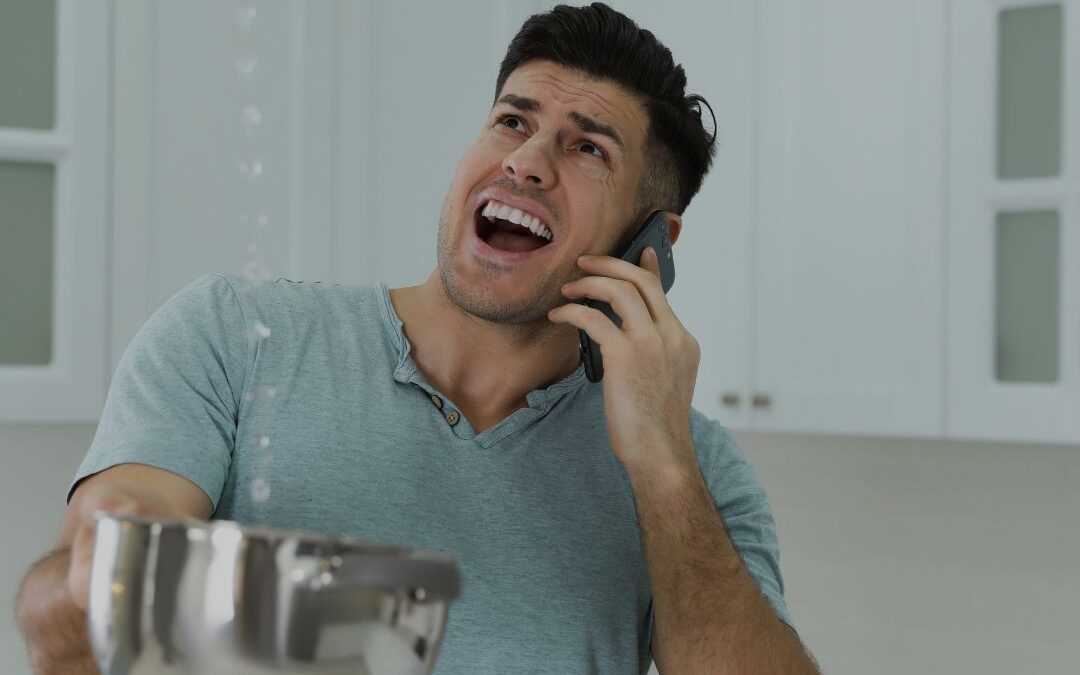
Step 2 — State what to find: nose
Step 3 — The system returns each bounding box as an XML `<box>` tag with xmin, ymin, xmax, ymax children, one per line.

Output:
<box><xmin>502</xmin><ymin>136</ymin><xmax>555</xmax><ymax>188</ymax></box>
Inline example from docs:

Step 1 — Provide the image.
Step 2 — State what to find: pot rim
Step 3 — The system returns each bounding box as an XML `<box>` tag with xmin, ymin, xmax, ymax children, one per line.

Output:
<box><xmin>92</xmin><ymin>511</ymin><xmax>458</xmax><ymax>563</ymax></box>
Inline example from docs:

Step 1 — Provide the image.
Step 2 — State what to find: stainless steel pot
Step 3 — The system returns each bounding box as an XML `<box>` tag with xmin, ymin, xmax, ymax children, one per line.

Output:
<box><xmin>87</xmin><ymin>513</ymin><xmax>461</xmax><ymax>675</ymax></box>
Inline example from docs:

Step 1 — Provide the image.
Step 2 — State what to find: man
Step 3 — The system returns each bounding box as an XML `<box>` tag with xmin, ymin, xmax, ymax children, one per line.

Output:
<box><xmin>17</xmin><ymin>3</ymin><xmax>820</xmax><ymax>673</ymax></box>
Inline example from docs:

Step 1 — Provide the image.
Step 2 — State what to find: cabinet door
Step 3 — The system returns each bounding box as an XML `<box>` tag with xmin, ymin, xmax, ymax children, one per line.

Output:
<box><xmin>947</xmin><ymin>0</ymin><xmax>1080</xmax><ymax>444</ymax></box>
<box><xmin>0</xmin><ymin>0</ymin><xmax>109</xmax><ymax>422</ymax></box>
<box><xmin>334</xmin><ymin>0</ymin><xmax>543</xmax><ymax>290</ymax></box>
<box><xmin>110</xmin><ymin>0</ymin><xmax>338</xmax><ymax>371</ymax></box>
<box><xmin>609</xmin><ymin>0</ymin><xmax>759</xmax><ymax>430</ymax></box>
<box><xmin>752</xmin><ymin>0</ymin><xmax>947</xmax><ymax>437</ymax></box>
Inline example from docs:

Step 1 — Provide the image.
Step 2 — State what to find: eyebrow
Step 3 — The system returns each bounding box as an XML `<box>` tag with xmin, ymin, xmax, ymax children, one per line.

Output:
<box><xmin>495</xmin><ymin>94</ymin><xmax>626</xmax><ymax>154</ymax></box>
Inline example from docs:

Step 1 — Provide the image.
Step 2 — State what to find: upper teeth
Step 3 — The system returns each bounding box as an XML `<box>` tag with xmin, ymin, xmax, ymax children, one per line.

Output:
<box><xmin>481</xmin><ymin>200</ymin><xmax>553</xmax><ymax>241</ymax></box>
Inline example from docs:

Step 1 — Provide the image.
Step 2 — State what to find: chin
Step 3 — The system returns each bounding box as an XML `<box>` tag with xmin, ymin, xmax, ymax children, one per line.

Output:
<box><xmin>436</xmin><ymin>214</ymin><xmax>563</xmax><ymax>321</ymax></box>
<box><xmin>440</xmin><ymin>266</ymin><xmax>556</xmax><ymax>325</ymax></box>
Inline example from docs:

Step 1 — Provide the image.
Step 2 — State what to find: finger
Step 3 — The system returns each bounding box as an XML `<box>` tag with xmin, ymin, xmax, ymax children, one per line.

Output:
<box><xmin>547</xmin><ymin>302</ymin><xmax>624</xmax><ymax>348</ymax></box>
<box><xmin>68</xmin><ymin>523</ymin><xmax>93</xmax><ymax>610</ymax></box>
<box><xmin>640</xmin><ymin>246</ymin><xmax>662</xmax><ymax>280</ymax></box>
<box><xmin>560</xmin><ymin>276</ymin><xmax>654</xmax><ymax>333</ymax></box>
<box><xmin>637</xmin><ymin>248</ymin><xmax>686</xmax><ymax>341</ymax></box>
<box><xmin>577</xmin><ymin>254</ymin><xmax>674</xmax><ymax>324</ymax></box>
<box><xmin>81</xmin><ymin>491</ymin><xmax>145</xmax><ymax>527</ymax></box>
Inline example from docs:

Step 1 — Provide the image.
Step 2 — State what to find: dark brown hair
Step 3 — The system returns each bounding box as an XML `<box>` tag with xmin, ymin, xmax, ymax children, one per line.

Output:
<box><xmin>495</xmin><ymin>2</ymin><xmax>717</xmax><ymax>215</ymax></box>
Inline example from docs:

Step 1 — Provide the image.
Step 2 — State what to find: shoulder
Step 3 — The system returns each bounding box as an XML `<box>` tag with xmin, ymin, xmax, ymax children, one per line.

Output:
<box><xmin>212</xmin><ymin>273</ymin><xmax>377</xmax><ymax>307</ymax></box>
<box><xmin>209</xmin><ymin>274</ymin><xmax>384</xmax><ymax>327</ymax></box>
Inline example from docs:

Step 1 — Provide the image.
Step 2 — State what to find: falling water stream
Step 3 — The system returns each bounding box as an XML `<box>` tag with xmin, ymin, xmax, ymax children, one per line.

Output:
<box><xmin>232</xmin><ymin>3</ymin><xmax>274</xmax><ymax>513</ymax></box>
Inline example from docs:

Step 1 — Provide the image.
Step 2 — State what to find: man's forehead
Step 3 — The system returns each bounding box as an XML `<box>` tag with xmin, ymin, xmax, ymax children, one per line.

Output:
<box><xmin>498</xmin><ymin>62</ymin><xmax>647</xmax><ymax>140</ymax></box>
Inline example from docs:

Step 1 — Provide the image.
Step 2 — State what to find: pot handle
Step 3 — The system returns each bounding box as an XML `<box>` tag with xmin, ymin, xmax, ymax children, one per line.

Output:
<box><xmin>328</xmin><ymin>552</ymin><xmax>461</xmax><ymax>601</ymax></box>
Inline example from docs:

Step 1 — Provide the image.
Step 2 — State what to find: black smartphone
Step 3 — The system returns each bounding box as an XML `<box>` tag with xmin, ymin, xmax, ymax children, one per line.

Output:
<box><xmin>578</xmin><ymin>210</ymin><xmax>676</xmax><ymax>383</ymax></box>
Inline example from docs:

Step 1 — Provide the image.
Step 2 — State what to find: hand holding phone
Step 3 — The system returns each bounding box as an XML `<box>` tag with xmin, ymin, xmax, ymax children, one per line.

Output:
<box><xmin>578</xmin><ymin>210</ymin><xmax>676</xmax><ymax>383</ymax></box>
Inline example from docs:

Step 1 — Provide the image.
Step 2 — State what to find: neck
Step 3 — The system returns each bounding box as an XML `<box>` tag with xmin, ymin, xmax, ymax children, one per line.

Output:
<box><xmin>388</xmin><ymin>270</ymin><xmax>583</xmax><ymax>418</ymax></box>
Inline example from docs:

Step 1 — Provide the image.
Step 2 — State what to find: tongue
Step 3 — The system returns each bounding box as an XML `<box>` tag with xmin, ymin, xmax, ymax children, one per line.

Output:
<box><xmin>487</xmin><ymin>231</ymin><xmax>548</xmax><ymax>252</ymax></box>
<box><xmin>484</xmin><ymin>218</ymin><xmax>548</xmax><ymax>252</ymax></box>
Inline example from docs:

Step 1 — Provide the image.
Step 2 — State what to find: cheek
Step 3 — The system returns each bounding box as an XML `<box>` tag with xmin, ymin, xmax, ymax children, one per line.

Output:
<box><xmin>455</xmin><ymin>138</ymin><xmax>514</xmax><ymax>186</ymax></box>
<box><xmin>562</xmin><ymin>155</ymin><xmax>617</xmax><ymax>191</ymax></box>
<box><xmin>454</xmin><ymin>144</ymin><xmax>488</xmax><ymax>178</ymax></box>
<box><xmin>446</xmin><ymin>146</ymin><xmax>494</xmax><ymax>207</ymax></box>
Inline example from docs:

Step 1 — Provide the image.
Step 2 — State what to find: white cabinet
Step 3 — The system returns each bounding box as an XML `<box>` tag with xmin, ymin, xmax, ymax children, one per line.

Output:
<box><xmin>0</xmin><ymin>0</ymin><xmax>110</xmax><ymax>423</ymax></box>
<box><xmin>947</xmin><ymin>0</ymin><xmax>1080</xmax><ymax>445</ymax></box>
<box><xmin>695</xmin><ymin>0</ymin><xmax>949</xmax><ymax>439</ymax></box>
<box><xmin>751</xmin><ymin>0</ymin><xmax>948</xmax><ymax>438</ymax></box>
<box><xmin>109</xmin><ymin>0</ymin><xmax>340</xmax><ymax>372</ymax></box>
<box><xmin>333</xmin><ymin>0</ymin><xmax>543</xmax><ymax>289</ymax></box>
<box><xmin>700</xmin><ymin>0</ymin><xmax>1077</xmax><ymax>446</ymax></box>
<box><xmin>608</xmin><ymin>0</ymin><xmax>765</xmax><ymax>435</ymax></box>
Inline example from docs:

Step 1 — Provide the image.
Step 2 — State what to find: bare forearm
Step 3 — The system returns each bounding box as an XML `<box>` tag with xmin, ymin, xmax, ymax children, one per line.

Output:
<box><xmin>627</xmin><ymin>457</ymin><xmax>819</xmax><ymax>674</ymax></box>
<box><xmin>15</xmin><ymin>548</ymin><xmax>99</xmax><ymax>675</ymax></box>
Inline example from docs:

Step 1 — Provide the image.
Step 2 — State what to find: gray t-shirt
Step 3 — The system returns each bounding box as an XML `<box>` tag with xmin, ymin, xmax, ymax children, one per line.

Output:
<box><xmin>72</xmin><ymin>273</ymin><xmax>794</xmax><ymax>675</ymax></box>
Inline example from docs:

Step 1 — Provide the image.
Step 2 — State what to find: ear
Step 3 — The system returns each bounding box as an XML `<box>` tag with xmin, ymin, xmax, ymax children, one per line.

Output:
<box><xmin>665</xmin><ymin>212</ymin><xmax>683</xmax><ymax>246</ymax></box>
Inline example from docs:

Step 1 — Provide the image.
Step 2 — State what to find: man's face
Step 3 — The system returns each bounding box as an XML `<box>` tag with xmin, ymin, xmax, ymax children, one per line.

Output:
<box><xmin>436</xmin><ymin>59</ymin><xmax>649</xmax><ymax>325</ymax></box>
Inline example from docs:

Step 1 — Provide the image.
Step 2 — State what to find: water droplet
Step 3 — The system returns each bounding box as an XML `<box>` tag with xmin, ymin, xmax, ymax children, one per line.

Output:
<box><xmin>253</xmin><ymin>213</ymin><xmax>270</xmax><ymax>228</ymax></box>
<box><xmin>235</xmin><ymin>56</ymin><xmax>259</xmax><ymax>77</ymax></box>
<box><xmin>234</xmin><ymin>6</ymin><xmax>257</xmax><ymax>31</ymax></box>
<box><xmin>250</xmin><ymin>478</ymin><xmax>271</xmax><ymax>503</ymax></box>
<box><xmin>251</xmin><ymin>434</ymin><xmax>270</xmax><ymax>449</ymax></box>
<box><xmin>252</xmin><ymin>321</ymin><xmax>271</xmax><ymax>340</ymax></box>
<box><xmin>264</xmin><ymin>386</ymin><xmax>277</xmax><ymax>398</ymax></box>
<box><xmin>240</xmin><ymin>105</ymin><xmax>262</xmax><ymax>137</ymax></box>
<box><xmin>237</xmin><ymin>159</ymin><xmax>264</xmax><ymax>180</ymax></box>
<box><xmin>242</xmin><ymin>259</ymin><xmax>270</xmax><ymax>283</ymax></box>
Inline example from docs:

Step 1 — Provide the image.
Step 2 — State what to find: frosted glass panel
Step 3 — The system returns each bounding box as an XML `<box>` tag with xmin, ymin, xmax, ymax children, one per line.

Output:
<box><xmin>997</xmin><ymin>4</ymin><xmax>1062</xmax><ymax>179</ymax></box>
<box><xmin>995</xmin><ymin>211</ymin><xmax>1059</xmax><ymax>383</ymax></box>
<box><xmin>0</xmin><ymin>0</ymin><xmax>56</xmax><ymax>129</ymax></box>
<box><xmin>0</xmin><ymin>161</ymin><xmax>54</xmax><ymax>365</ymax></box>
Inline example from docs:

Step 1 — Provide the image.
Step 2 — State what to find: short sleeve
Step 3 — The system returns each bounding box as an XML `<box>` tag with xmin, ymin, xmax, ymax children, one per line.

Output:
<box><xmin>68</xmin><ymin>273</ymin><xmax>253</xmax><ymax>511</ymax></box>
<box><xmin>690</xmin><ymin>413</ymin><xmax>796</xmax><ymax>634</ymax></box>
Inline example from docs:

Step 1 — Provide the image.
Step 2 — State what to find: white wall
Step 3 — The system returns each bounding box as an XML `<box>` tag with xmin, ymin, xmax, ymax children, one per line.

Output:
<box><xmin>4</xmin><ymin>425</ymin><xmax>1079</xmax><ymax>674</ymax></box>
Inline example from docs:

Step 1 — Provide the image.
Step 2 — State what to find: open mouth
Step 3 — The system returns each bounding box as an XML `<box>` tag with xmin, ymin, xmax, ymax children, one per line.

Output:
<box><xmin>473</xmin><ymin>199</ymin><xmax>554</xmax><ymax>254</ymax></box>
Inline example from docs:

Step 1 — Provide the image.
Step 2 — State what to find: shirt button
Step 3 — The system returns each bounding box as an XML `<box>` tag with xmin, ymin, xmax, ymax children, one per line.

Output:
<box><xmin>444</xmin><ymin>409</ymin><xmax>459</xmax><ymax>426</ymax></box>
<box><xmin>430</xmin><ymin>394</ymin><xmax>443</xmax><ymax>410</ymax></box>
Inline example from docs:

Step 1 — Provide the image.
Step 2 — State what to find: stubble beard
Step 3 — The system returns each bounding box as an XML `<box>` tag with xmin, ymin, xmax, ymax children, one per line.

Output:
<box><xmin>435</xmin><ymin>204</ymin><xmax>573</xmax><ymax>327</ymax></box>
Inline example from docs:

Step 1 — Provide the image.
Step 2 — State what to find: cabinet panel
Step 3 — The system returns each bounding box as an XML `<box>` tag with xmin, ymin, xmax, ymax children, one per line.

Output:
<box><xmin>334</xmin><ymin>0</ymin><xmax>538</xmax><ymax>290</ymax></box>
<box><xmin>753</xmin><ymin>0</ymin><xmax>946</xmax><ymax>436</ymax></box>
<box><xmin>0</xmin><ymin>0</ymin><xmax>109</xmax><ymax>422</ymax></box>
<box><xmin>0</xmin><ymin>0</ymin><xmax>56</xmax><ymax>129</ymax></box>
<box><xmin>0</xmin><ymin>161</ymin><xmax>53</xmax><ymax>365</ymax></box>
<box><xmin>994</xmin><ymin>210</ymin><xmax>1061</xmax><ymax>383</ymax></box>
<box><xmin>110</xmin><ymin>0</ymin><xmax>338</xmax><ymax>371</ymax></box>
<box><xmin>996</xmin><ymin>4</ymin><xmax>1063</xmax><ymax>180</ymax></box>
<box><xmin>947</xmin><ymin>0</ymin><xmax>1080</xmax><ymax>445</ymax></box>
<box><xmin>610</xmin><ymin>0</ymin><xmax>757</xmax><ymax>429</ymax></box>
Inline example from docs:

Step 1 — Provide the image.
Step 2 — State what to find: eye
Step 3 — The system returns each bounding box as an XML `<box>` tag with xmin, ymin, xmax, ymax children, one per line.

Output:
<box><xmin>577</xmin><ymin>141</ymin><xmax>605</xmax><ymax>160</ymax></box>
<box><xmin>497</xmin><ymin>114</ymin><xmax>526</xmax><ymax>133</ymax></box>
